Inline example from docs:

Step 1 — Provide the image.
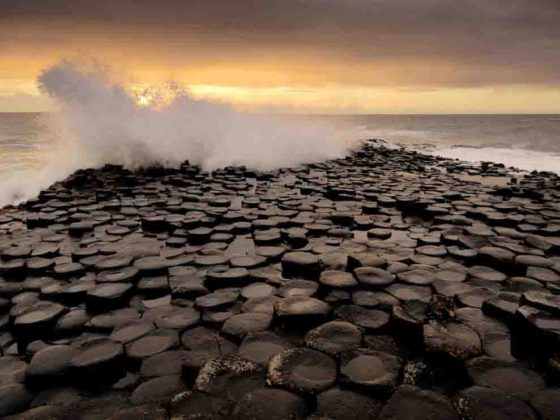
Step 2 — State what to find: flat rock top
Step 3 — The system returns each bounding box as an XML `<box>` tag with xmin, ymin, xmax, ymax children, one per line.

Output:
<box><xmin>70</xmin><ymin>340</ymin><xmax>124</xmax><ymax>368</ymax></box>
<box><xmin>267</xmin><ymin>347</ymin><xmax>337</xmax><ymax>393</ymax></box>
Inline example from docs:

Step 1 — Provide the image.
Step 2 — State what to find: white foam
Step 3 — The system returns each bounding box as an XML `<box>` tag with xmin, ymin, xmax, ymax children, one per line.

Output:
<box><xmin>430</xmin><ymin>146</ymin><xmax>560</xmax><ymax>173</ymax></box>
<box><xmin>0</xmin><ymin>60</ymin><xmax>355</xmax><ymax>207</ymax></box>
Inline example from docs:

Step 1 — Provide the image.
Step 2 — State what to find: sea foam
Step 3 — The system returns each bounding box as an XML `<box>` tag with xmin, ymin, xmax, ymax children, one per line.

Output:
<box><xmin>38</xmin><ymin>61</ymin><xmax>353</xmax><ymax>171</ymax></box>
<box><xmin>0</xmin><ymin>60</ymin><xmax>354</xmax><ymax>206</ymax></box>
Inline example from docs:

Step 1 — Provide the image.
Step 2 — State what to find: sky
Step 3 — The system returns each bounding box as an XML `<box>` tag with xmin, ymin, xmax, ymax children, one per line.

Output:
<box><xmin>2</xmin><ymin>0</ymin><xmax>560</xmax><ymax>113</ymax></box>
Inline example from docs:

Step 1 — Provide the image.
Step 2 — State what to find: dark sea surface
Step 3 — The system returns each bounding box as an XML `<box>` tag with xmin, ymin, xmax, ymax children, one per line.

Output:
<box><xmin>0</xmin><ymin>113</ymin><xmax>48</xmax><ymax>173</ymax></box>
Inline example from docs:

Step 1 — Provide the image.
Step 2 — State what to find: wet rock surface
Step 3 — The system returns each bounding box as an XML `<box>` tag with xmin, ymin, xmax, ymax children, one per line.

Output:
<box><xmin>0</xmin><ymin>139</ymin><xmax>559</xmax><ymax>417</ymax></box>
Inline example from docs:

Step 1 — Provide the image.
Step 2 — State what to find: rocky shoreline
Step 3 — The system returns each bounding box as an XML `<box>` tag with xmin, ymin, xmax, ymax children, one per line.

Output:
<box><xmin>0</xmin><ymin>139</ymin><xmax>559</xmax><ymax>419</ymax></box>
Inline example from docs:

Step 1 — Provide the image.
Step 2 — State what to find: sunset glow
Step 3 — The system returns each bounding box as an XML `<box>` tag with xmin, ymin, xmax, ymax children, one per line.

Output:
<box><xmin>2</xmin><ymin>0</ymin><xmax>560</xmax><ymax>113</ymax></box>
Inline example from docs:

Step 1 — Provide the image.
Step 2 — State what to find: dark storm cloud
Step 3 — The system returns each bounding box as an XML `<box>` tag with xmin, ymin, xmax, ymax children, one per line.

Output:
<box><xmin>3</xmin><ymin>0</ymin><xmax>560</xmax><ymax>87</ymax></box>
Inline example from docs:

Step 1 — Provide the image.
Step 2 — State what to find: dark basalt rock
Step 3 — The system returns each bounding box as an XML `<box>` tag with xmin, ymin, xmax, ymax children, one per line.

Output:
<box><xmin>26</xmin><ymin>345</ymin><xmax>77</xmax><ymax>385</ymax></box>
<box><xmin>448</xmin><ymin>246</ymin><xmax>478</xmax><ymax>259</ymax></box>
<box><xmin>238</xmin><ymin>331</ymin><xmax>291</xmax><ymax>366</ymax></box>
<box><xmin>423</xmin><ymin>322</ymin><xmax>482</xmax><ymax>360</ymax></box>
<box><xmin>206</xmin><ymin>268</ymin><xmax>251</xmax><ymax>289</ymax></box>
<box><xmin>416</xmin><ymin>245</ymin><xmax>447</xmax><ymax>258</ymax></box>
<box><xmin>195</xmin><ymin>254</ymin><xmax>229</xmax><ymax>267</ymax></box>
<box><xmin>478</xmin><ymin>246</ymin><xmax>516</xmax><ymax>265</ymax></box>
<box><xmin>170</xmin><ymin>391</ymin><xmax>233</xmax><ymax>419</ymax></box>
<box><xmin>352</xmin><ymin>290</ymin><xmax>381</xmax><ymax>307</ymax></box>
<box><xmin>281</xmin><ymin>252</ymin><xmax>320</xmax><ymax>280</ymax></box>
<box><xmin>454</xmin><ymin>386</ymin><xmax>537</xmax><ymax>420</ymax></box>
<box><xmin>133</xmin><ymin>256</ymin><xmax>171</xmax><ymax>275</ymax></box>
<box><xmin>427</xmin><ymin>295</ymin><xmax>456</xmax><ymax>322</ymax></box>
<box><xmin>378</xmin><ymin>385</ymin><xmax>459</xmax><ymax>420</ymax></box>
<box><xmin>137</xmin><ymin>275</ymin><xmax>170</xmax><ymax>295</ymax></box>
<box><xmin>230</xmin><ymin>255</ymin><xmax>267</xmax><ymax>269</ymax></box>
<box><xmin>27</xmin><ymin>386</ymin><xmax>84</xmax><ymax>410</ymax></box>
<box><xmin>26</xmin><ymin>257</ymin><xmax>54</xmax><ymax>274</ymax></box>
<box><xmin>304</xmin><ymin>321</ymin><xmax>362</xmax><ymax>355</ymax></box>
<box><xmin>521</xmin><ymin>290</ymin><xmax>560</xmax><ymax>316</ymax></box>
<box><xmin>319</xmin><ymin>270</ymin><xmax>358</xmax><ymax>288</ymax></box>
<box><xmin>0</xmin><ymin>259</ymin><xmax>26</xmax><ymax>279</ymax></box>
<box><xmin>240</xmin><ymin>282</ymin><xmax>276</xmax><ymax>299</ymax></box>
<box><xmin>231</xmin><ymin>387</ymin><xmax>307</xmax><ymax>420</ymax></box>
<box><xmin>87</xmin><ymin>307</ymin><xmax>140</xmax><ymax>332</ymax></box>
<box><xmin>435</xmin><ymin>269</ymin><xmax>467</xmax><ymax>283</ymax></box>
<box><xmin>86</xmin><ymin>283</ymin><xmax>133</xmax><ymax>312</ymax></box>
<box><xmin>0</xmin><ymin>383</ymin><xmax>33</xmax><ymax>416</ymax></box>
<box><xmin>514</xmin><ymin>254</ymin><xmax>552</xmax><ymax>268</ymax></box>
<box><xmin>55</xmin><ymin>281</ymin><xmax>96</xmax><ymax>304</ymax></box>
<box><xmin>457</xmin><ymin>288</ymin><xmax>498</xmax><ymax>308</ymax></box>
<box><xmin>193</xmin><ymin>354</ymin><xmax>261</xmax><ymax>396</ymax></box>
<box><xmin>315</xmin><ymin>388</ymin><xmax>383</xmax><ymax>420</ymax></box>
<box><xmin>354</xmin><ymin>267</ymin><xmax>394</xmax><ymax>287</ymax></box>
<box><xmin>107</xmin><ymin>405</ymin><xmax>168</xmax><ymax>420</ymax></box>
<box><xmin>267</xmin><ymin>347</ymin><xmax>337</xmax><ymax>394</ymax></box>
<box><xmin>195</xmin><ymin>289</ymin><xmax>239</xmax><ymax>310</ymax></box>
<box><xmin>275</xmin><ymin>296</ymin><xmax>331</xmax><ymax>325</ymax></box>
<box><xmin>368</xmin><ymin>228</ymin><xmax>393</xmax><ymax>239</ymax></box>
<box><xmin>170</xmin><ymin>274</ymin><xmax>208</xmax><ymax>299</ymax></box>
<box><xmin>181</xmin><ymin>327</ymin><xmax>238</xmax><ymax>378</ymax></box>
<box><xmin>110</xmin><ymin>321</ymin><xmax>155</xmax><ymax>344</ymax></box>
<box><xmin>97</xmin><ymin>266</ymin><xmax>139</xmax><ymax>283</ymax></box>
<box><xmin>53</xmin><ymin>262</ymin><xmax>85</xmax><ymax>279</ymax></box>
<box><xmin>397</xmin><ymin>269</ymin><xmax>436</xmax><ymax>286</ymax></box>
<box><xmin>340</xmin><ymin>349</ymin><xmax>401</xmax><ymax>394</ymax></box>
<box><xmin>255</xmin><ymin>246</ymin><xmax>285</xmax><ymax>261</ymax></box>
<box><xmin>141</xmin><ymin>215</ymin><xmax>169</xmax><ymax>233</ymax></box>
<box><xmin>140</xmin><ymin>350</ymin><xmax>189</xmax><ymax>377</ymax></box>
<box><xmin>188</xmin><ymin>228</ymin><xmax>213</xmax><ymax>245</ymax></box>
<box><xmin>13</xmin><ymin>301</ymin><xmax>66</xmax><ymax>340</ymax></box>
<box><xmin>2</xmin><ymin>247</ymin><xmax>31</xmax><ymax>260</ymax></box>
<box><xmin>0</xmin><ymin>356</ymin><xmax>27</xmax><ymax>385</ymax></box>
<box><xmin>335</xmin><ymin>304</ymin><xmax>390</xmax><ymax>332</ymax></box>
<box><xmin>527</xmin><ymin>266</ymin><xmax>560</xmax><ymax>283</ymax></box>
<box><xmin>149</xmin><ymin>305</ymin><xmax>200</xmax><ymax>330</ymax></box>
<box><xmin>432</xmin><ymin>279</ymin><xmax>471</xmax><ymax>298</ymax></box>
<box><xmin>346</xmin><ymin>253</ymin><xmax>385</xmax><ymax>271</ymax></box>
<box><xmin>130</xmin><ymin>374</ymin><xmax>186</xmax><ymax>405</ymax></box>
<box><xmin>1</xmin><ymin>140</ymin><xmax>560</xmax><ymax>417</ymax></box>
<box><xmin>513</xmin><ymin>305</ymin><xmax>560</xmax><ymax>359</ymax></box>
<box><xmin>466</xmin><ymin>357</ymin><xmax>545</xmax><ymax>401</ymax></box>
<box><xmin>482</xmin><ymin>292</ymin><xmax>520</xmax><ymax>322</ymax></box>
<box><xmin>530</xmin><ymin>388</ymin><xmax>560</xmax><ymax>420</ymax></box>
<box><xmin>69</xmin><ymin>339</ymin><xmax>125</xmax><ymax>386</ymax></box>
<box><xmin>278</xmin><ymin>279</ymin><xmax>318</xmax><ymax>298</ymax></box>
<box><xmin>221</xmin><ymin>312</ymin><xmax>272</xmax><ymax>339</ymax></box>
<box><xmin>95</xmin><ymin>255</ymin><xmax>133</xmax><ymax>272</ymax></box>
<box><xmin>126</xmin><ymin>329</ymin><xmax>179</xmax><ymax>361</ymax></box>
<box><xmin>391</xmin><ymin>300</ymin><xmax>429</xmax><ymax>342</ymax></box>
<box><xmin>386</xmin><ymin>283</ymin><xmax>432</xmax><ymax>302</ymax></box>
<box><xmin>468</xmin><ymin>265</ymin><xmax>507</xmax><ymax>282</ymax></box>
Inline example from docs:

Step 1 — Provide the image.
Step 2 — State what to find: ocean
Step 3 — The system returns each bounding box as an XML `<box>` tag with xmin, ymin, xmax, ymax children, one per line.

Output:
<box><xmin>1</xmin><ymin>112</ymin><xmax>559</xmax><ymax>207</ymax></box>
<box><xmin>0</xmin><ymin>113</ymin><xmax>49</xmax><ymax>174</ymax></box>
<box><xmin>313</xmin><ymin>114</ymin><xmax>560</xmax><ymax>173</ymax></box>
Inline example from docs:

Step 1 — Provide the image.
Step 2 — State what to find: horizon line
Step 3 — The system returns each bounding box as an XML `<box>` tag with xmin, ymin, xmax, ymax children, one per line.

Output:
<box><xmin>1</xmin><ymin>111</ymin><xmax>560</xmax><ymax>116</ymax></box>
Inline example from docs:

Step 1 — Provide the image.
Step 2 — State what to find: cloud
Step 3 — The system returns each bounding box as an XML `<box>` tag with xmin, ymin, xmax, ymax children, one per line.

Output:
<box><xmin>2</xmin><ymin>0</ymin><xmax>560</xmax><ymax>88</ymax></box>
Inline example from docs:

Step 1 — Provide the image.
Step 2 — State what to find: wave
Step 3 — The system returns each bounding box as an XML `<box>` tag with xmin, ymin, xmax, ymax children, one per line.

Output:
<box><xmin>0</xmin><ymin>60</ymin><xmax>355</xmax><ymax>207</ymax></box>
<box><xmin>429</xmin><ymin>146</ymin><xmax>560</xmax><ymax>173</ymax></box>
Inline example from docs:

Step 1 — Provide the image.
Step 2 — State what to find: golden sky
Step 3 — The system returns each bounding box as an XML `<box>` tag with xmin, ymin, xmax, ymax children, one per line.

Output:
<box><xmin>2</xmin><ymin>0</ymin><xmax>560</xmax><ymax>113</ymax></box>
